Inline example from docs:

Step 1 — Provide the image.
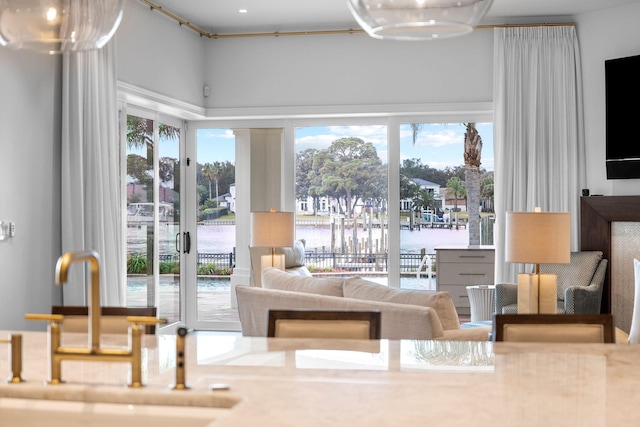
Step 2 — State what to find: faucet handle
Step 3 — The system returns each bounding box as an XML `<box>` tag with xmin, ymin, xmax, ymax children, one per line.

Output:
<box><xmin>126</xmin><ymin>316</ymin><xmax>166</xmax><ymax>326</ymax></box>
<box><xmin>25</xmin><ymin>313</ymin><xmax>64</xmax><ymax>322</ymax></box>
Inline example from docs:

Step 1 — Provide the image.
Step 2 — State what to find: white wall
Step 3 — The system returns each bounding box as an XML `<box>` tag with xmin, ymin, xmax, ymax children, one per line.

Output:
<box><xmin>0</xmin><ymin>48</ymin><xmax>62</xmax><ymax>330</ymax></box>
<box><xmin>204</xmin><ymin>29</ymin><xmax>493</xmax><ymax>110</ymax></box>
<box><xmin>577</xmin><ymin>2</ymin><xmax>640</xmax><ymax>196</ymax></box>
<box><xmin>116</xmin><ymin>0</ymin><xmax>207</xmax><ymax>107</ymax></box>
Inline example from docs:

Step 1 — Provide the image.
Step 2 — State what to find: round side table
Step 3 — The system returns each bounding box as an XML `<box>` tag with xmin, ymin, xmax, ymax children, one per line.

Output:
<box><xmin>466</xmin><ymin>285</ymin><xmax>495</xmax><ymax>322</ymax></box>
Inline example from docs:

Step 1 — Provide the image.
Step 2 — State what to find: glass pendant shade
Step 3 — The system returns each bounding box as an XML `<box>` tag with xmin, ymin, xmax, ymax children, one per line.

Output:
<box><xmin>0</xmin><ymin>0</ymin><xmax>124</xmax><ymax>53</ymax></box>
<box><xmin>347</xmin><ymin>0</ymin><xmax>494</xmax><ymax>41</ymax></box>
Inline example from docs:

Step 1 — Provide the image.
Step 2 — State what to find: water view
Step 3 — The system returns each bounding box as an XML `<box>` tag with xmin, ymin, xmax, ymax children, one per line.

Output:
<box><xmin>128</xmin><ymin>222</ymin><xmax>471</xmax><ymax>257</ymax></box>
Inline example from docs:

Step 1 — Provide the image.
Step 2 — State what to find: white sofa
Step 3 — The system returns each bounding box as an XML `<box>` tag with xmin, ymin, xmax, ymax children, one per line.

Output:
<box><xmin>236</xmin><ymin>267</ymin><xmax>491</xmax><ymax>341</ymax></box>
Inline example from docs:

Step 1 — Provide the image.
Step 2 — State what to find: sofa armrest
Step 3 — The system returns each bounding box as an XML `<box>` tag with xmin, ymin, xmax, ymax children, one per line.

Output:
<box><xmin>564</xmin><ymin>259</ymin><xmax>607</xmax><ymax>314</ymax></box>
<box><xmin>495</xmin><ymin>283</ymin><xmax>518</xmax><ymax>315</ymax></box>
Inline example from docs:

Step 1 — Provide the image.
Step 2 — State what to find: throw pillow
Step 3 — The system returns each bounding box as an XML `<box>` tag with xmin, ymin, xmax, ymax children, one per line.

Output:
<box><xmin>262</xmin><ymin>267</ymin><xmax>344</xmax><ymax>297</ymax></box>
<box><xmin>276</xmin><ymin>239</ymin><xmax>306</xmax><ymax>268</ymax></box>
<box><xmin>540</xmin><ymin>251</ymin><xmax>603</xmax><ymax>301</ymax></box>
<box><xmin>343</xmin><ymin>277</ymin><xmax>460</xmax><ymax>330</ymax></box>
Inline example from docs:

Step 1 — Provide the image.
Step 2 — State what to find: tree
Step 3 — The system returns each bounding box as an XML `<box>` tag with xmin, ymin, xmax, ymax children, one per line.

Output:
<box><xmin>410</xmin><ymin>123</ymin><xmax>423</xmax><ymax>145</ymax></box>
<box><xmin>201</xmin><ymin>163</ymin><xmax>215</xmax><ymax>200</ymax></box>
<box><xmin>296</xmin><ymin>149</ymin><xmax>319</xmax><ymax>213</ymax></box>
<box><xmin>127</xmin><ymin>154</ymin><xmax>152</xmax><ymax>202</ymax></box>
<box><xmin>412</xmin><ymin>187</ymin><xmax>438</xmax><ymax>213</ymax></box>
<box><xmin>463</xmin><ymin>123</ymin><xmax>482</xmax><ymax>245</ymax></box>
<box><xmin>311</xmin><ymin>137</ymin><xmax>385</xmax><ymax>218</ymax></box>
<box><xmin>400</xmin><ymin>175</ymin><xmax>420</xmax><ymax>202</ymax></box>
<box><xmin>445</xmin><ymin>176</ymin><xmax>466</xmax><ymax>228</ymax></box>
<box><xmin>126</xmin><ymin>116</ymin><xmax>180</xmax><ymax>150</ymax></box>
<box><xmin>211</xmin><ymin>161</ymin><xmax>224</xmax><ymax>203</ymax></box>
<box><xmin>127</xmin><ymin>116</ymin><xmax>181</xmax><ymax>203</ymax></box>
<box><xmin>216</xmin><ymin>161</ymin><xmax>235</xmax><ymax>197</ymax></box>
<box><xmin>481</xmin><ymin>174</ymin><xmax>494</xmax><ymax>212</ymax></box>
<box><xmin>159</xmin><ymin>157</ymin><xmax>176</xmax><ymax>185</ymax></box>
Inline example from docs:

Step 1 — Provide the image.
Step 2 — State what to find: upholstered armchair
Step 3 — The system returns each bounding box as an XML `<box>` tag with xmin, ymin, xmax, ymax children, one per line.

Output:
<box><xmin>495</xmin><ymin>251</ymin><xmax>608</xmax><ymax>315</ymax></box>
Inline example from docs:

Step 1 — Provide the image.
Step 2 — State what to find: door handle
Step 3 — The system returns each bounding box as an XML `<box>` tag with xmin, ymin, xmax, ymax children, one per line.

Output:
<box><xmin>183</xmin><ymin>231</ymin><xmax>191</xmax><ymax>254</ymax></box>
<box><xmin>175</xmin><ymin>233</ymin><xmax>180</xmax><ymax>252</ymax></box>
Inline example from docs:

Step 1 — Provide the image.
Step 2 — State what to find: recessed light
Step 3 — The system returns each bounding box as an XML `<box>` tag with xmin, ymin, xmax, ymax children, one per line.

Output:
<box><xmin>239</xmin><ymin>9</ymin><xmax>248</xmax><ymax>14</ymax></box>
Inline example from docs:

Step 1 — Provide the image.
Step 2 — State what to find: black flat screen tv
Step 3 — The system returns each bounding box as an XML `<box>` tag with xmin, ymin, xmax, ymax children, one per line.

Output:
<box><xmin>605</xmin><ymin>54</ymin><xmax>640</xmax><ymax>179</ymax></box>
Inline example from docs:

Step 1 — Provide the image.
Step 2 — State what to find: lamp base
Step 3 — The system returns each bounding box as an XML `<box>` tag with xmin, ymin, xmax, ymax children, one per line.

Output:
<box><xmin>517</xmin><ymin>273</ymin><xmax>558</xmax><ymax>314</ymax></box>
<box><xmin>260</xmin><ymin>254</ymin><xmax>286</xmax><ymax>286</ymax></box>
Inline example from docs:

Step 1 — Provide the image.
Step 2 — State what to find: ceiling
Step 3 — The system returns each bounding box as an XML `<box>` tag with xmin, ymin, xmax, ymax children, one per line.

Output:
<box><xmin>143</xmin><ymin>0</ymin><xmax>640</xmax><ymax>36</ymax></box>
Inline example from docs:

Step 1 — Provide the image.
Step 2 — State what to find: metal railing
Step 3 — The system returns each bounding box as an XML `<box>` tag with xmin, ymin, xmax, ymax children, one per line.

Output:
<box><xmin>156</xmin><ymin>250</ymin><xmax>436</xmax><ymax>274</ymax></box>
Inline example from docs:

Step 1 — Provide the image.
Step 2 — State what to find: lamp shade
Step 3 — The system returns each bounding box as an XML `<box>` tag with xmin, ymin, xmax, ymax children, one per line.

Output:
<box><xmin>505</xmin><ymin>211</ymin><xmax>571</xmax><ymax>265</ymax></box>
<box><xmin>250</xmin><ymin>210</ymin><xmax>295</xmax><ymax>248</ymax></box>
<box><xmin>0</xmin><ymin>0</ymin><xmax>124</xmax><ymax>53</ymax></box>
<box><xmin>346</xmin><ymin>0</ymin><xmax>494</xmax><ymax>41</ymax></box>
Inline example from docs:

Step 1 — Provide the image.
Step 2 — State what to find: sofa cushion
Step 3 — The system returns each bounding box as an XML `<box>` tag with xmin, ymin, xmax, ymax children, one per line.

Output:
<box><xmin>540</xmin><ymin>251</ymin><xmax>603</xmax><ymax>301</ymax></box>
<box><xmin>262</xmin><ymin>267</ymin><xmax>344</xmax><ymax>297</ymax></box>
<box><xmin>343</xmin><ymin>277</ymin><xmax>460</xmax><ymax>330</ymax></box>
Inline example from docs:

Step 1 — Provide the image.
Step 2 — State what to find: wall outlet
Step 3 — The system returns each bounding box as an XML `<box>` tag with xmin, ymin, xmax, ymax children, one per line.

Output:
<box><xmin>9</xmin><ymin>222</ymin><xmax>15</xmax><ymax>237</ymax></box>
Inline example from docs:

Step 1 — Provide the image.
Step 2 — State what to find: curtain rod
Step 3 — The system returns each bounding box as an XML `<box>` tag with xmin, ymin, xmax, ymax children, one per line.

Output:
<box><xmin>140</xmin><ymin>0</ymin><xmax>575</xmax><ymax>40</ymax></box>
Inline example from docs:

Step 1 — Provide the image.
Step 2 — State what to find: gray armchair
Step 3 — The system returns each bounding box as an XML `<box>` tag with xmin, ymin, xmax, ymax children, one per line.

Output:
<box><xmin>495</xmin><ymin>251</ymin><xmax>608</xmax><ymax>315</ymax></box>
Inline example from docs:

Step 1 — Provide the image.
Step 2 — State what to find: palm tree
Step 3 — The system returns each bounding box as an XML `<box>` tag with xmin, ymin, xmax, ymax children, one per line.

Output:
<box><xmin>463</xmin><ymin>123</ymin><xmax>482</xmax><ymax>245</ymax></box>
<box><xmin>481</xmin><ymin>175</ymin><xmax>494</xmax><ymax>212</ymax></box>
<box><xmin>412</xmin><ymin>187</ymin><xmax>437</xmax><ymax>213</ymax></box>
<box><xmin>445</xmin><ymin>176</ymin><xmax>466</xmax><ymax>229</ymax></box>
<box><xmin>126</xmin><ymin>116</ymin><xmax>179</xmax><ymax>150</ymax></box>
<box><xmin>201</xmin><ymin>163</ymin><xmax>215</xmax><ymax>201</ymax></box>
<box><xmin>210</xmin><ymin>161</ymin><xmax>224</xmax><ymax>203</ymax></box>
<box><xmin>410</xmin><ymin>123</ymin><xmax>423</xmax><ymax>145</ymax></box>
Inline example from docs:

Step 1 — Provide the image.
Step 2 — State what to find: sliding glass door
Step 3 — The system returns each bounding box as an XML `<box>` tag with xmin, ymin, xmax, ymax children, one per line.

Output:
<box><xmin>124</xmin><ymin>109</ymin><xmax>183</xmax><ymax>328</ymax></box>
<box><xmin>398</xmin><ymin>122</ymin><xmax>494</xmax><ymax>290</ymax></box>
<box><xmin>184</xmin><ymin>128</ymin><xmax>239</xmax><ymax>330</ymax></box>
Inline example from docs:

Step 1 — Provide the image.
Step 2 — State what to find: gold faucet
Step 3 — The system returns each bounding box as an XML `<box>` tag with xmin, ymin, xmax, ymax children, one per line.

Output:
<box><xmin>0</xmin><ymin>334</ymin><xmax>25</xmax><ymax>383</ymax></box>
<box><xmin>26</xmin><ymin>250</ymin><xmax>162</xmax><ymax>388</ymax></box>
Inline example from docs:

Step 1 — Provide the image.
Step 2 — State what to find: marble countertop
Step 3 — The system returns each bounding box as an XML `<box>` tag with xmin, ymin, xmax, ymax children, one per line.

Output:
<box><xmin>1</xmin><ymin>331</ymin><xmax>640</xmax><ymax>426</ymax></box>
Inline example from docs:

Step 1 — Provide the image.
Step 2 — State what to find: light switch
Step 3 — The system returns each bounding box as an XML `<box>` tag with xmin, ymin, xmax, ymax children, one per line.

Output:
<box><xmin>0</xmin><ymin>221</ymin><xmax>15</xmax><ymax>240</ymax></box>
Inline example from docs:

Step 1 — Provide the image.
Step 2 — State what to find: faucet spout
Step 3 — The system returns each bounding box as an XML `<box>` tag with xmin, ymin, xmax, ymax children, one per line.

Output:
<box><xmin>56</xmin><ymin>250</ymin><xmax>101</xmax><ymax>352</ymax></box>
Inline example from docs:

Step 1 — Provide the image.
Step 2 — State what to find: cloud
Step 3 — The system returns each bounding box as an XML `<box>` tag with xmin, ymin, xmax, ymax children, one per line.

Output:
<box><xmin>197</xmin><ymin>128</ymin><xmax>236</xmax><ymax>141</ymax></box>
<box><xmin>295</xmin><ymin>125</ymin><xmax>388</xmax><ymax>152</ymax></box>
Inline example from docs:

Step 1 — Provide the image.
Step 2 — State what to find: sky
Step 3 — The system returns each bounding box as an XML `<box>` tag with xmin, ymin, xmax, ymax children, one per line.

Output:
<box><xmin>195</xmin><ymin>123</ymin><xmax>494</xmax><ymax>172</ymax></box>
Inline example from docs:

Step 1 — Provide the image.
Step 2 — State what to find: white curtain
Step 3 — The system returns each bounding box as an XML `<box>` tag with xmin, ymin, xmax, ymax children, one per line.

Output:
<box><xmin>493</xmin><ymin>26</ymin><xmax>586</xmax><ymax>283</ymax></box>
<box><xmin>60</xmin><ymin>41</ymin><xmax>123</xmax><ymax>306</ymax></box>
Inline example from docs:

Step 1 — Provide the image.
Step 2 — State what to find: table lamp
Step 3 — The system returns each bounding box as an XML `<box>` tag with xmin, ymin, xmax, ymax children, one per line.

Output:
<box><xmin>505</xmin><ymin>209</ymin><xmax>571</xmax><ymax>314</ymax></box>
<box><xmin>250</xmin><ymin>209</ymin><xmax>295</xmax><ymax>272</ymax></box>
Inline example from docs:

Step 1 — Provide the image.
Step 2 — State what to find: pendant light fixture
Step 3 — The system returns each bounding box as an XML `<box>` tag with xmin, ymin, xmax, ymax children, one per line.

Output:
<box><xmin>347</xmin><ymin>0</ymin><xmax>494</xmax><ymax>41</ymax></box>
<box><xmin>0</xmin><ymin>0</ymin><xmax>124</xmax><ymax>53</ymax></box>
